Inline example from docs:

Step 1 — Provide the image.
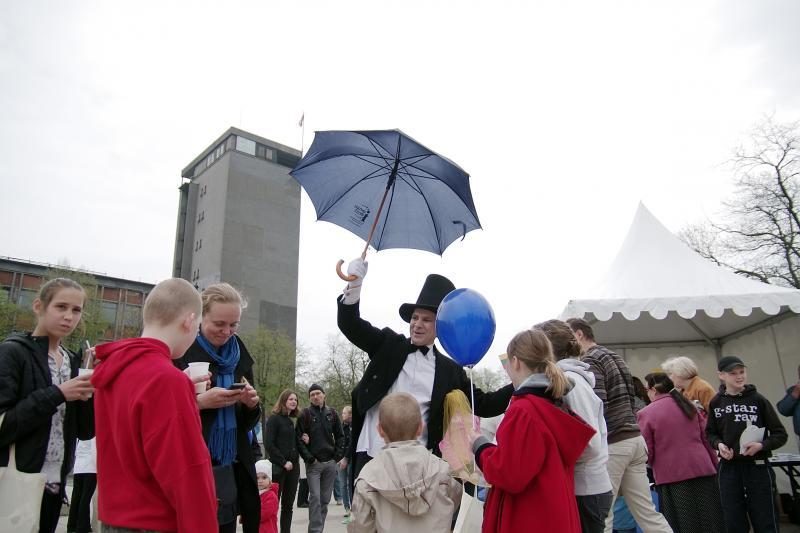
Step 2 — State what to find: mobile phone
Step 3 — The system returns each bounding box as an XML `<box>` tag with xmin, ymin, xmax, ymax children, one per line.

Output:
<box><xmin>227</xmin><ymin>383</ymin><xmax>246</xmax><ymax>391</ymax></box>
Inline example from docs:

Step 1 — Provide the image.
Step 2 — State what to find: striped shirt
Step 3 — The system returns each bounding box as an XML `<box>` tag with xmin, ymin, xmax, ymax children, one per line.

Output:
<box><xmin>582</xmin><ymin>345</ymin><xmax>641</xmax><ymax>443</ymax></box>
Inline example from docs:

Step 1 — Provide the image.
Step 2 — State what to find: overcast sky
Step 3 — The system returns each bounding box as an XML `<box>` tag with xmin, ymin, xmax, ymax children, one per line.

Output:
<box><xmin>1</xmin><ymin>1</ymin><xmax>799</xmax><ymax>371</ymax></box>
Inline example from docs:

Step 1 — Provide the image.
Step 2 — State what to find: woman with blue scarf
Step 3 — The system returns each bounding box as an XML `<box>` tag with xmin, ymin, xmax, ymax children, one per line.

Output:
<box><xmin>175</xmin><ymin>283</ymin><xmax>262</xmax><ymax>533</ymax></box>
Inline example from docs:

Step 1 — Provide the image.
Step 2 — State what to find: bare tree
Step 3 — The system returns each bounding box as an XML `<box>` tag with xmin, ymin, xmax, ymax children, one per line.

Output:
<box><xmin>681</xmin><ymin>117</ymin><xmax>800</xmax><ymax>288</ymax></box>
<box><xmin>469</xmin><ymin>366</ymin><xmax>510</xmax><ymax>392</ymax></box>
<box><xmin>308</xmin><ymin>334</ymin><xmax>369</xmax><ymax>411</ymax></box>
<box><xmin>241</xmin><ymin>326</ymin><xmax>305</xmax><ymax>410</ymax></box>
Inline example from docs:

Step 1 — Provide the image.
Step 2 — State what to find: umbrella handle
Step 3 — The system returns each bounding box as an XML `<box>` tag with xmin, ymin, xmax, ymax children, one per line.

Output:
<box><xmin>336</xmin><ymin>260</ymin><xmax>358</xmax><ymax>282</ymax></box>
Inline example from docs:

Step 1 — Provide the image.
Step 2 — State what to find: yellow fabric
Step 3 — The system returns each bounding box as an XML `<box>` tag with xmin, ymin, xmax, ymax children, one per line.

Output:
<box><xmin>441</xmin><ymin>390</ymin><xmax>480</xmax><ymax>484</ymax></box>
<box><xmin>683</xmin><ymin>376</ymin><xmax>718</xmax><ymax>412</ymax></box>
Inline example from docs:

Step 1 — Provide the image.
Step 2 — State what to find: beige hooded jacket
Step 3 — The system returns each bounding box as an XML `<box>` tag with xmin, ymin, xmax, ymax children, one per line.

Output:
<box><xmin>348</xmin><ymin>440</ymin><xmax>462</xmax><ymax>533</ymax></box>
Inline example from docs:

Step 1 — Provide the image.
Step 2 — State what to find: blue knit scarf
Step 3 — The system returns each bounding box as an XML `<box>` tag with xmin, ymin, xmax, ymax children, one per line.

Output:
<box><xmin>196</xmin><ymin>333</ymin><xmax>240</xmax><ymax>466</ymax></box>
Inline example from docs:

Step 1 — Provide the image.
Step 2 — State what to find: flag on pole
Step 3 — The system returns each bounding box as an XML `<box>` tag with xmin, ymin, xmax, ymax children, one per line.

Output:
<box><xmin>298</xmin><ymin>113</ymin><xmax>304</xmax><ymax>128</ymax></box>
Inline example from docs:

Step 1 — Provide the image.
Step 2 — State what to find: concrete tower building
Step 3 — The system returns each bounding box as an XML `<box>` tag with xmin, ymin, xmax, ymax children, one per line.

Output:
<box><xmin>173</xmin><ymin>127</ymin><xmax>301</xmax><ymax>340</ymax></box>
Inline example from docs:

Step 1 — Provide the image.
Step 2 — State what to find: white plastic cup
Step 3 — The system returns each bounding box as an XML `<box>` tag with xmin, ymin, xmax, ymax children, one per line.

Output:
<box><xmin>188</xmin><ymin>362</ymin><xmax>210</xmax><ymax>394</ymax></box>
<box><xmin>78</xmin><ymin>368</ymin><xmax>94</xmax><ymax>398</ymax></box>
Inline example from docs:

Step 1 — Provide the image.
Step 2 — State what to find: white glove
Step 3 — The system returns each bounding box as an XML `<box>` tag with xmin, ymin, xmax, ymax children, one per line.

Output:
<box><xmin>347</xmin><ymin>257</ymin><xmax>368</xmax><ymax>280</ymax></box>
<box><xmin>342</xmin><ymin>258</ymin><xmax>368</xmax><ymax>305</ymax></box>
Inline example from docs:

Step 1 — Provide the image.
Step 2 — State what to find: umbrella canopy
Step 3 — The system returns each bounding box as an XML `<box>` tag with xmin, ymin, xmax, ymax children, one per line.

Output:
<box><xmin>291</xmin><ymin>130</ymin><xmax>482</xmax><ymax>255</ymax></box>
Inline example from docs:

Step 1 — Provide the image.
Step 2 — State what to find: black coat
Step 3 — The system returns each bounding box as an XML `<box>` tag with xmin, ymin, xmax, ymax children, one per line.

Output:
<box><xmin>264</xmin><ymin>412</ymin><xmax>299</xmax><ymax>467</ymax></box>
<box><xmin>337</xmin><ymin>297</ymin><xmax>514</xmax><ymax>464</ymax></box>
<box><xmin>175</xmin><ymin>336</ymin><xmax>262</xmax><ymax>533</ymax></box>
<box><xmin>296</xmin><ymin>404</ymin><xmax>345</xmax><ymax>463</ymax></box>
<box><xmin>0</xmin><ymin>334</ymin><xmax>94</xmax><ymax>497</ymax></box>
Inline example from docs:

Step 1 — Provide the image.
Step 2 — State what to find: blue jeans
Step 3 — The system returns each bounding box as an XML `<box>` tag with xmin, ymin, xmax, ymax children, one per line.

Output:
<box><xmin>718</xmin><ymin>461</ymin><xmax>779</xmax><ymax>533</ymax></box>
<box><xmin>335</xmin><ymin>463</ymin><xmax>351</xmax><ymax>511</ymax></box>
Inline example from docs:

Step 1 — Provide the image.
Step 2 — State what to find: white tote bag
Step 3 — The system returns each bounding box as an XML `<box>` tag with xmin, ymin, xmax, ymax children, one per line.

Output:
<box><xmin>454</xmin><ymin>489</ymin><xmax>484</xmax><ymax>533</ymax></box>
<box><xmin>0</xmin><ymin>413</ymin><xmax>46</xmax><ymax>533</ymax></box>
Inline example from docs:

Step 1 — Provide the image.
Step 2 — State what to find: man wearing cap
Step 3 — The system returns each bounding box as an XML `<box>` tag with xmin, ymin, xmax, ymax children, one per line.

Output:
<box><xmin>337</xmin><ymin>258</ymin><xmax>514</xmax><ymax>483</ymax></box>
<box><xmin>567</xmin><ymin>318</ymin><xmax>672</xmax><ymax>533</ymax></box>
<box><xmin>706</xmin><ymin>355</ymin><xmax>787</xmax><ymax>533</ymax></box>
<box><xmin>296</xmin><ymin>384</ymin><xmax>344</xmax><ymax>533</ymax></box>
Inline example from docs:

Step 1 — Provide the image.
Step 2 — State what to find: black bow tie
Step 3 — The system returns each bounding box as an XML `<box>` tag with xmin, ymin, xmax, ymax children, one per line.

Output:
<box><xmin>413</xmin><ymin>345</ymin><xmax>429</xmax><ymax>355</ymax></box>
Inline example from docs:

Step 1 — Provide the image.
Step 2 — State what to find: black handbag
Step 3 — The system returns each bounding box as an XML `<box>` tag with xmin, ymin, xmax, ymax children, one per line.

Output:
<box><xmin>212</xmin><ymin>464</ymin><xmax>238</xmax><ymax>525</ymax></box>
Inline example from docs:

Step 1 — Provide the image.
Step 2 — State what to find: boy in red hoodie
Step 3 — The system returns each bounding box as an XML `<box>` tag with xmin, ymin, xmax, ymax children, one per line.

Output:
<box><xmin>92</xmin><ymin>278</ymin><xmax>217</xmax><ymax>532</ymax></box>
<box><xmin>255</xmin><ymin>460</ymin><xmax>279</xmax><ymax>533</ymax></box>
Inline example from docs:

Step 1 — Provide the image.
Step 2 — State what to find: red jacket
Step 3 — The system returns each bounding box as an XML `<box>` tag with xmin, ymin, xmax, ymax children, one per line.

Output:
<box><xmin>476</xmin><ymin>387</ymin><xmax>595</xmax><ymax>533</ymax></box>
<box><xmin>259</xmin><ymin>483</ymin><xmax>279</xmax><ymax>533</ymax></box>
<box><xmin>92</xmin><ymin>338</ymin><xmax>217</xmax><ymax>532</ymax></box>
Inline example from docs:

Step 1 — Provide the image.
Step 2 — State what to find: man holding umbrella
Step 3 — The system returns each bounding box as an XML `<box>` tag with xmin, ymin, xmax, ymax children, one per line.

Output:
<box><xmin>337</xmin><ymin>258</ymin><xmax>514</xmax><ymax>483</ymax></box>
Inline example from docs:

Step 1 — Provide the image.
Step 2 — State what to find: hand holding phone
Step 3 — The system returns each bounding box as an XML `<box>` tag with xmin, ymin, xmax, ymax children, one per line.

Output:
<box><xmin>227</xmin><ymin>383</ymin><xmax>246</xmax><ymax>391</ymax></box>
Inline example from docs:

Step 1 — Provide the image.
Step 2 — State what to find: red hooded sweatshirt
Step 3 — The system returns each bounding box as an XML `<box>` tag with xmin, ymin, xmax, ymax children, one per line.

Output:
<box><xmin>92</xmin><ymin>337</ymin><xmax>217</xmax><ymax>533</ymax></box>
<box><xmin>476</xmin><ymin>386</ymin><xmax>595</xmax><ymax>533</ymax></box>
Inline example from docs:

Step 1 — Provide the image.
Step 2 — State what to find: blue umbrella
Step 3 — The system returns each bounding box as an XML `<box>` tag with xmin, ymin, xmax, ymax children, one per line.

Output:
<box><xmin>291</xmin><ymin>130</ymin><xmax>482</xmax><ymax>280</ymax></box>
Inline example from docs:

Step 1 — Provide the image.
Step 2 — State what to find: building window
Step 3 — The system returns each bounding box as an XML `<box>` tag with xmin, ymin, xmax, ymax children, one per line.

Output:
<box><xmin>101</xmin><ymin>301</ymin><xmax>118</xmax><ymax>325</ymax></box>
<box><xmin>121</xmin><ymin>305</ymin><xmax>142</xmax><ymax>337</ymax></box>
<box><xmin>197</xmin><ymin>211</ymin><xmax>205</xmax><ymax>223</ymax></box>
<box><xmin>17</xmin><ymin>289</ymin><xmax>37</xmax><ymax>309</ymax></box>
<box><xmin>235</xmin><ymin>136</ymin><xmax>256</xmax><ymax>156</ymax></box>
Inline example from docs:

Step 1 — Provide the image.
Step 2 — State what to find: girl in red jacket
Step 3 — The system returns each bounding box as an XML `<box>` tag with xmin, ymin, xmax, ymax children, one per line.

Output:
<box><xmin>471</xmin><ymin>329</ymin><xmax>595</xmax><ymax>533</ymax></box>
<box><xmin>255</xmin><ymin>460</ymin><xmax>279</xmax><ymax>533</ymax></box>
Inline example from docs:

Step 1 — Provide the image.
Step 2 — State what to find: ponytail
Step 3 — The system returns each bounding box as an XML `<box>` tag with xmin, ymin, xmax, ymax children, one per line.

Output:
<box><xmin>669</xmin><ymin>388</ymin><xmax>698</xmax><ymax>419</ymax></box>
<box><xmin>544</xmin><ymin>359</ymin><xmax>570</xmax><ymax>399</ymax></box>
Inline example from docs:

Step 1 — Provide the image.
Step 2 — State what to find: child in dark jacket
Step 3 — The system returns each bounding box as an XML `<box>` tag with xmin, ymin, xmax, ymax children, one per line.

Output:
<box><xmin>472</xmin><ymin>329</ymin><xmax>595</xmax><ymax>533</ymax></box>
<box><xmin>0</xmin><ymin>278</ymin><xmax>94</xmax><ymax>533</ymax></box>
<box><xmin>706</xmin><ymin>355</ymin><xmax>787</xmax><ymax>533</ymax></box>
<box><xmin>256</xmin><ymin>460</ymin><xmax>279</xmax><ymax>533</ymax></box>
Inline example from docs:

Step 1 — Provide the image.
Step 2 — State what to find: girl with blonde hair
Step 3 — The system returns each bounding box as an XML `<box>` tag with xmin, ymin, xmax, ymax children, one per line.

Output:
<box><xmin>471</xmin><ymin>329</ymin><xmax>595</xmax><ymax>532</ymax></box>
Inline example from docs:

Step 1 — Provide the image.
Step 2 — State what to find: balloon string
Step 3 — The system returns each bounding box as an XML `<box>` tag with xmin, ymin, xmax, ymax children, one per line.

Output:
<box><xmin>469</xmin><ymin>365</ymin><xmax>477</xmax><ymax>432</ymax></box>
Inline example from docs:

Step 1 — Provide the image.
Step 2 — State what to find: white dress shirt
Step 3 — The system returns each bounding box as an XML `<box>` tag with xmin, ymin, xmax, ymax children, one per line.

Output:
<box><xmin>356</xmin><ymin>344</ymin><xmax>436</xmax><ymax>457</ymax></box>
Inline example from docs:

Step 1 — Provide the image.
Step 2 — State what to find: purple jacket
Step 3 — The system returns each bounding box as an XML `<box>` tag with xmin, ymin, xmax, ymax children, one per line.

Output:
<box><xmin>637</xmin><ymin>395</ymin><xmax>717</xmax><ymax>485</ymax></box>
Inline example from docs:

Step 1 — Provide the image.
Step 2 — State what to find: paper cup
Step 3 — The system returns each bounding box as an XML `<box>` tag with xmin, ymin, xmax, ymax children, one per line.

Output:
<box><xmin>78</xmin><ymin>368</ymin><xmax>94</xmax><ymax>398</ymax></box>
<box><xmin>188</xmin><ymin>362</ymin><xmax>210</xmax><ymax>394</ymax></box>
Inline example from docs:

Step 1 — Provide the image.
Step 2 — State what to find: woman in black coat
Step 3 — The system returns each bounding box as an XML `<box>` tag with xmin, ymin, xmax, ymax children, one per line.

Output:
<box><xmin>0</xmin><ymin>278</ymin><xmax>94</xmax><ymax>533</ymax></box>
<box><xmin>174</xmin><ymin>283</ymin><xmax>262</xmax><ymax>533</ymax></box>
<box><xmin>264</xmin><ymin>389</ymin><xmax>301</xmax><ymax>533</ymax></box>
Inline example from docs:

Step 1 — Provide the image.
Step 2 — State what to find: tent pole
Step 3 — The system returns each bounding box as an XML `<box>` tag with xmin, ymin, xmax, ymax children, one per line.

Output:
<box><xmin>769</xmin><ymin>324</ymin><xmax>788</xmax><ymax>389</ymax></box>
<box><xmin>682</xmin><ymin>318</ymin><xmax>722</xmax><ymax>361</ymax></box>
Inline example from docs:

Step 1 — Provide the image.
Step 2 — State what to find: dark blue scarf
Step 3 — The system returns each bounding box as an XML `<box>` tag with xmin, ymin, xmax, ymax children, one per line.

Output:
<box><xmin>196</xmin><ymin>333</ymin><xmax>240</xmax><ymax>466</ymax></box>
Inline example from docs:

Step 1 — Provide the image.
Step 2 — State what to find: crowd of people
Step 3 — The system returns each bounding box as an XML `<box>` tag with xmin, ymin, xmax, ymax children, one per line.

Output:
<box><xmin>0</xmin><ymin>265</ymin><xmax>796</xmax><ymax>533</ymax></box>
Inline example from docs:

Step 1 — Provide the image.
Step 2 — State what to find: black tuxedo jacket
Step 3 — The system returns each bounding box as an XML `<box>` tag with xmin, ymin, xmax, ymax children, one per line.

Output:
<box><xmin>337</xmin><ymin>296</ymin><xmax>513</xmax><ymax>465</ymax></box>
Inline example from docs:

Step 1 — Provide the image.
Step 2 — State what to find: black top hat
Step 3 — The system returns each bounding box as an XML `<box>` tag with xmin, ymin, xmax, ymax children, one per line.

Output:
<box><xmin>399</xmin><ymin>274</ymin><xmax>455</xmax><ymax>323</ymax></box>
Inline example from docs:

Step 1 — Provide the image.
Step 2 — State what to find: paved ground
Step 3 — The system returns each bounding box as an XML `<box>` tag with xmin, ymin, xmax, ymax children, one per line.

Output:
<box><xmin>55</xmin><ymin>495</ymin><xmax>351</xmax><ymax>532</ymax></box>
<box><xmin>52</xmin><ymin>489</ymin><xmax>800</xmax><ymax>532</ymax></box>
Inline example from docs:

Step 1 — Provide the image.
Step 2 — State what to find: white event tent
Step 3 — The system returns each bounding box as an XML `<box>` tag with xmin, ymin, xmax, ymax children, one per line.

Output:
<box><xmin>560</xmin><ymin>204</ymin><xmax>800</xmax><ymax>449</ymax></box>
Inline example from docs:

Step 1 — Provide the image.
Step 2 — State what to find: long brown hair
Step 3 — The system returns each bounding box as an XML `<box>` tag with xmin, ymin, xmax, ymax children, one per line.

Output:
<box><xmin>533</xmin><ymin>319</ymin><xmax>581</xmax><ymax>360</ymax></box>
<box><xmin>271</xmin><ymin>389</ymin><xmax>299</xmax><ymax>417</ymax></box>
<box><xmin>506</xmin><ymin>329</ymin><xmax>570</xmax><ymax>399</ymax></box>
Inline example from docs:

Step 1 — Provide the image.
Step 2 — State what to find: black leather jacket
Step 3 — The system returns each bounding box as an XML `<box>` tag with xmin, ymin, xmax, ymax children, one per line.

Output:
<box><xmin>0</xmin><ymin>334</ymin><xmax>94</xmax><ymax>496</ymax></box>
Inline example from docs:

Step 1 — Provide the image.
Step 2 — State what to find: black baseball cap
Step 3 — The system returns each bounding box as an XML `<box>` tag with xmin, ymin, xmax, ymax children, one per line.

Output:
<box><xmin>718</xmin><ymin>356</ymin><xmax>746</xmax><ymax>372</ymax></box>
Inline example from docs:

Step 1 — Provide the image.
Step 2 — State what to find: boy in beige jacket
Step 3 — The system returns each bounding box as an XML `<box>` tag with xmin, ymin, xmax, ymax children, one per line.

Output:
<box><xmin>348</xmin><ymin>392</ymin><xmax>462</xmax><ymax>533</ymax></box>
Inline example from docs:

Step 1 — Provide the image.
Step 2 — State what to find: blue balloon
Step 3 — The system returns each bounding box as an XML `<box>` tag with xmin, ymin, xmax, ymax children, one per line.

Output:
<box><xmin>436</xmin><ymin>288</ymin><xmax>496</xmax><ymax>367</ymax></box>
